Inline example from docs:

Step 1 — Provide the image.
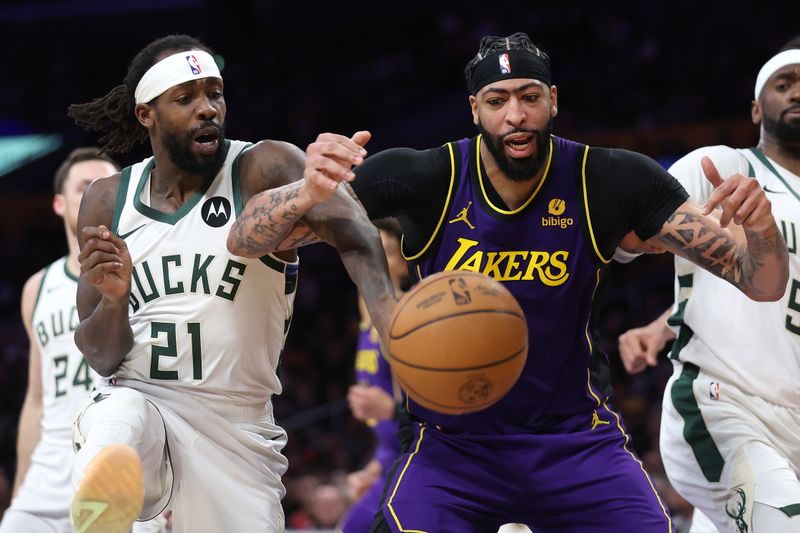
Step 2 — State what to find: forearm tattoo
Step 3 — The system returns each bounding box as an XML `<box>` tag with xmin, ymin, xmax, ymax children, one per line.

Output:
<box><xmin>229</xmin><ymin>180</ymin><xmax>307</xmax><ymax>256</ymax></box>
<box><xmin>655</xmin><ymin>209</ymin><xmax>786</xmax><ymax>297</ymax></box>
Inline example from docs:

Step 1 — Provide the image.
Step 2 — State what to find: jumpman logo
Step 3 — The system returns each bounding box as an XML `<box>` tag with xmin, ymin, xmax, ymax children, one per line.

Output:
<box><xmin>449</xmin><ymin>201</ymin><xmax>476</xmax><ymax>229</ymax></box>
<box><xmin>591</xmin><ymin>410</ymin><xmax>610</xmax><ymax>430</ymax></box>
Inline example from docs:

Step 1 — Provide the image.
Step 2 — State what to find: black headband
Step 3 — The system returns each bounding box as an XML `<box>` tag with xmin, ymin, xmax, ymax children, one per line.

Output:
<box><xmin>468</xmin><ymin>49</ymin><xmax>551</xmax><ymax>95</ymax></box>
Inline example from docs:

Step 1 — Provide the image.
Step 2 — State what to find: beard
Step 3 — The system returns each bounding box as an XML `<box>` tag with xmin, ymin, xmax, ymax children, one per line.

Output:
<box><xmin>476</xmin><ymin>118</ymin><xmax>553</xmax><ymax>182</ymax></box>
<box><xmin>763</xmin><ymin>106</ymin><xmax>800</xmax><ymax>144</ymax></box>
<box><xmin>162</xmin><ymin>121</ymin><xmax>228</xmax><ymax>180</ymax></box>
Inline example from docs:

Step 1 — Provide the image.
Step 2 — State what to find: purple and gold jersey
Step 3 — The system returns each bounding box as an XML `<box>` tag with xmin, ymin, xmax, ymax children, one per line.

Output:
<box><xmin>355</xmin><ymin>320</ymin><xmax>400</xmax><ymax>472</ymax></box>
<box><xmin>406</xmin><ymin>135</ymin><xmax>609</xmax><ymax>434</ymax></box>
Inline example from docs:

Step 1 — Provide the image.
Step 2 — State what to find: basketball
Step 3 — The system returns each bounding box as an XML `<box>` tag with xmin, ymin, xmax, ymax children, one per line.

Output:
<box><xmin>387</xmin><ymin>270</ymin><xmax>527</xmax><ymax>415</ymax></box>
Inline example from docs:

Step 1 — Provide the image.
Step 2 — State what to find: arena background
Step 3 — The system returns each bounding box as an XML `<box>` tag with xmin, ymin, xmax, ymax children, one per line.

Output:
<box><xmin>0</xmin><ymin>0</ymin><xmax>797</xmax><ymax>530</ymax></box>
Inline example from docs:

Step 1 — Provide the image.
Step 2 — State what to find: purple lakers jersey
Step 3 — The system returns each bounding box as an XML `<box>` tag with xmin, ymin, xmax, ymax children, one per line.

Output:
<box><xmin>407</xmin><ymin>135</ymin><xmax>608</xmax><ymax>433</ymax></box>
<box><xmin>355</xmin><ymin>321</ymin><xmax>400</xmax><ymax>472</ymax></box>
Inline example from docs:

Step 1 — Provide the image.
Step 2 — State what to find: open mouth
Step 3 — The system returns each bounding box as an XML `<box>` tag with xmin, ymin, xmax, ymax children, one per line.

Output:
<box><xmin>503</xmin><ymin>132</ymin><xmax>535</xmax><ymax>156</ymax></box>
<box><xmin>193</xmin><ymin>128</ymin><xmax>220</xmax><ymax>155</ymax></box>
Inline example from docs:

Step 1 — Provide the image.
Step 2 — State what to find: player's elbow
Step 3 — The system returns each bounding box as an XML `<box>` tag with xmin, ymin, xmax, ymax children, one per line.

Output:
<box><xmin>744</xmin><ymin>274</ymin><xmax>788</xmax><ymax>302</ymax></box>
<box><xmin>226</xmin><ymin>231</ymin><xmax>259</xmax><ymax>258</ymax></box>
<box><xmin>749</xmin><ymin>282</ymin><xmax>787</xmax><ymax>302</ymax></box>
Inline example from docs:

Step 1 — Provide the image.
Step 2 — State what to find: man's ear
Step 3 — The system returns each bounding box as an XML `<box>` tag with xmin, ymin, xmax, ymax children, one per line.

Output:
<box><xmin>53</xmin><ymin>193</ymin><xmax>65</xmax><ymax>217</ymax></box>
<box><xmin>136</xmin><ymin>103</ymin><xmax>154</xmax><ymax>128</ymax></box>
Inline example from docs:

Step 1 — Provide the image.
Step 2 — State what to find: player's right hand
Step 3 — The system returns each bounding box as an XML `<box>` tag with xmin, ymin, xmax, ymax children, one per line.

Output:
<box><xmin>701</xmin><ymin>156</ymin><xmax>773</xmax><ymax>232</ymax></box>
<box><xmin>79</xmin><ymin>225</ymin><xmax>132</xmax><ymax>302</ymax></box>
<box><xmin>617</xmin><ymin>325</ymin><xmax>663</xmax><ymax>374</ymax></box>
<box><xmin>303</xmin><ymin>131</ymin><xmax>370</xmax><ymax>204</ymax></box>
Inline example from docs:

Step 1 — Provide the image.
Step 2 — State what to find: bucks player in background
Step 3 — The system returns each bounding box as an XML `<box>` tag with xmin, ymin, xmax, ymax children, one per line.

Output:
<box><xmin>340</xmin><ymin>218</ymin><xmax>406</xmax><ymax>533</ymax></box>
<box><xmin>0</xmin><ymin>148</ymin><xmax>166</xmax><ymax>533</ymax></box>
<box><xmin>67</xmin><ymin>34</ymin><xmax>395</xmax><ymax>533</ymax></box>
<box><xmin>618</xmin><ymin>38</ymin><xmax>800</xmax><ymax>532</ymax></box>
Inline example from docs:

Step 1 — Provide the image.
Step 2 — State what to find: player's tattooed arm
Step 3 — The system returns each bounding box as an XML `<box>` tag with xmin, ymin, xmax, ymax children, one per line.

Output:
<box><xmin>228</xmin><ymin>176</ymin><xmax>322</xmax><ymax>256</ymax></box>
<box><xmin>228</xmin><ymin>133</ymin><xmax>369</xmax><ymax>256</ymax></box>
<box><xmin>652</xmin><ymin>201</ymin><xmax>788</xmax><ymax>302</ymax></box>
<box><xmin>230</xmin><ymin>135</ymin><xmax>396</xmax><ymax>338</ymax></box>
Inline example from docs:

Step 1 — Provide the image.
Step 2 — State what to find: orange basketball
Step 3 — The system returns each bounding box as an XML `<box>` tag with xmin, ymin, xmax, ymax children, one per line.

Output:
<box><xmin>387</xmin><ymin>270</ymin><xmax>528</xmax><ymax>415</ymax></box>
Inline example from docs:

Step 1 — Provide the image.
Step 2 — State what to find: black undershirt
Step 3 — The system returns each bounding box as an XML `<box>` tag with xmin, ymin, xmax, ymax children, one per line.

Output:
<box><xmin>352</xmin><ymin>137</ymin><xmax>689</xmax><ymax>261</ymax></box>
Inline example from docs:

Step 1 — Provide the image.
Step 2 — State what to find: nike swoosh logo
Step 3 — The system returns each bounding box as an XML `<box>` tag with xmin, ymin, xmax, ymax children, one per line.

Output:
<box><xmin>119</xmin><ymin>224</ymin><xmax>145</xmax><ymax>239</ymax></box>
<box><xmin>763</xmin><ymin>185</ymin><xmax>787</xmax><ymax>194</ymax></box>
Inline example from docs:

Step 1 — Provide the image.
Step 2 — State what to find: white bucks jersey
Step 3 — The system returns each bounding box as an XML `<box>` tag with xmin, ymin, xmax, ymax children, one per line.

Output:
<box><xmin>112</xmin><ymin>140</ymin><xmax>297</xmax><ymax>405</ymax></box>
<box><xmin>32</xmin><ymin>257</ymin><xmax>98</xmax><ymax>439</ymax></box>
<box><xmin>668</xmin><ymin>145</ymin><xmax>800</xmax><ymax>407</ymax></box>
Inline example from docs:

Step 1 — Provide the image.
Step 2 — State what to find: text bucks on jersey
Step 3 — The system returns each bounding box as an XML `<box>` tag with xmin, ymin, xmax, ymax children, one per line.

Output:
<box><xmin>112</xmin><ymin>140</ymin><xmax>297</xmax><ymax>402</ymax></box>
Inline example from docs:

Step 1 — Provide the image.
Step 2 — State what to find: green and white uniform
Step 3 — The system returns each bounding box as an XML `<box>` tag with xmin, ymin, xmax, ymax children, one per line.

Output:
<box><xmin>660</xmin><ymin>145</ymin><xmax>800</xmax><ymax>532</ymax></box>
<box><xmin>0</xmin><ymin>258</ymin><xmax>93</xmax><ymax>532</ymax></box>
<box><xmin>1</xmin><ymin>258</ymin><xmax>166</xmax><ymax>532</ymax></box>
<box><xmin>73</xmin><ymin>140</ymin><xmax>298</xmax><ymax>533</ymax></box>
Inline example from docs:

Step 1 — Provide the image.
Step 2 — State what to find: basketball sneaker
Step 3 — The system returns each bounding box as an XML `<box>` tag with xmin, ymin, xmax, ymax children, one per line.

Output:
<box><xmin>70</xmin><ymin>444</ymin><xmax>145</xmax><ymax>533</ymax></box>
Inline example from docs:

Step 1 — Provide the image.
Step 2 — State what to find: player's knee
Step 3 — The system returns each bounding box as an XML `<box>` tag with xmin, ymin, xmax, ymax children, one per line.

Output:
<box><xmin>86</xmin><ymin>388</ymin><xmax>155</xmax><ymax>441</ymax></box>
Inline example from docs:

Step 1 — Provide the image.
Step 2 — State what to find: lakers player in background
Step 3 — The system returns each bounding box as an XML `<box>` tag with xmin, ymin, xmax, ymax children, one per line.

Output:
<box><xmin>0</xmin><ymin>148</ymin><xmax>166</xmax><ymax>532</ymax></box>
<box><xmin>66</xmin><ymin>34</ymin><xmax>396</xmax><ymax>533</ymax></box>
<box><xmin>229</xmin><ymin>32</ymin><xmax>788</xmax><ymax>531</ymax></box>
<box><xmin>618</xmin><ymin>36</ymin><xmax>800</xmax><ymax>532</ymax></box>
<box><xmin>339</xmin><ymin>218</ymin><xmax>407</xmax><ymax>533</ymax></box>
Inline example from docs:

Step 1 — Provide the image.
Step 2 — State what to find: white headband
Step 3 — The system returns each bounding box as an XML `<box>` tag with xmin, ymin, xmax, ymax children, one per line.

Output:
<box><xmin>134</xmin><ymin>50</ymin><xmax>221</xmax><ymax>104</ymax></box>
<box><xmin>754</xmin><ymin>49</ymin><xmax>800</xmax><ymax>100</ymax></box>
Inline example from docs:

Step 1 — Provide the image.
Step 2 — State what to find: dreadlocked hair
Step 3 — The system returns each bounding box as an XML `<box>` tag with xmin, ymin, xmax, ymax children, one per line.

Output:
<box><xmin>67</xmin><ymin>34</ymin><xmax>212</xmax><ymax>154</ymax></box>
<box><xmin>464</xmin><ymin>32</ymin><xmax>550</xmax><ymax>88</ymax></box>
<box><xmin>779</xmin><ymin>35</ymin><xmax>800</xmax><ymax>52</ymax></box>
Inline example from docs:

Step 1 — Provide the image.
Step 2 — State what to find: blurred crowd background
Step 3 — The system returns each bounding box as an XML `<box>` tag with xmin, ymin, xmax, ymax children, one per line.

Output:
<box><xmin>0</xmin><ymin>0</ymin><xmax>798</xmax><ymax>529</ymax></box>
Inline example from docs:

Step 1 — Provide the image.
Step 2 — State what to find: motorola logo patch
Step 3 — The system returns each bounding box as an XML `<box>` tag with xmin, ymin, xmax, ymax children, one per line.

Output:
<box><xmin>201</xmin><ymin>197</ymin><xmax>231</xmax><ymax>227</ymax></box>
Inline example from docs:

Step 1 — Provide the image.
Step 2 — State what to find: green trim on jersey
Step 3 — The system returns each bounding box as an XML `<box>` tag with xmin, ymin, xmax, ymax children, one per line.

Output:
<box><xmin>133</xmin><ymin>159</ymin><xmax>212</xmax><ymax>224</ymax></box>
<box><xmin>230</xmin><ymin>142</ymin><xmax>289</xmax><ymax>273</ymax></box>
<box><xmin>668</xmin><ymin>274</ymin><xmax>694</xmax><ymax>360</ymax></box>
<box><xmin>111</xmin><ymin>166</ymin><xmax>133</xmax><ymax>235</ymax></box>
<box><xmin>231</xmin><ymin>142</ymin><xmax>254</xmax><ymax>217</ymax></box>
<box><xmin>132</xmin><ymin>140</ymin><xmax>232</xmax><ymax>225</ymax></box>
<box><xmin>30</xmin><ymin>262</ymin><xmax>54</xmax><ymax>328</ymax></box>
<box><xmin>780</xmin><ymin>504</ymin><xmax>800</xmax><ymax>517</ymax></box>
<box><xmin>63</xmin><ymin>258</ymin><xmax>79</xmax><ymax>282</ymax></box>
<box><xmin>259</xmin><ymin>254</ymin><xmax>286</xmax><ymax>273</ymax></box>
<box><xmin>749</xmin><ymin>147</ymin><xmax>800</xmax><ymax>203</ymax></box>
<box><xmin>671</xmin><ymin>362</ymin><xmax>724</xmax><ymax>482</ymax></box>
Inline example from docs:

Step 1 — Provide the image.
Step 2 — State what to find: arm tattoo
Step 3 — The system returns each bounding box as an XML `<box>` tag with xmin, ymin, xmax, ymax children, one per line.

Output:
<box><xmin>276</xmin><ymin>222</ymin><xmax>321</xmax><ymax>250</ymax></box>
<box><xmin>229</xmin><ymin>180</ymin><xmax>309</xmax><ymax>256</ymax></box>
<box><xmin>655</xmin><ymin>209</ymin><xmax>786</xmax><ymax>298</ymax></box>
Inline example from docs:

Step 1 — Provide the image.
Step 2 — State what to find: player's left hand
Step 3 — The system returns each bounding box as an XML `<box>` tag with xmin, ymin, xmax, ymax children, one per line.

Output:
<box><xmin>701</xmin><ymin>156</ymin><xmax>773</xmax><ymax>232</ymax></box>
<box><xmin>347</xmin><ymin>384</ymin><xmax>395</xmax><ymax>422</ymax></box>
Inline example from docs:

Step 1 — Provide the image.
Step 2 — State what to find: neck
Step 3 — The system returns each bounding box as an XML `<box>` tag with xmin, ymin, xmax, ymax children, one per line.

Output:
<box><xmin>65</xmin><ymin>227</ymin><xmax>81</xmax><ymax>277</ymax></box>
<box><xmin>479</xmin><ymin>139</ymin><xmax>547</xmax><ymax>210</ymax></box>
<box><xmin>149</xmin><ymin>144</ymin><xmax>210</xmax><ymax>209</ymax></box>
<box><xmin>758</xmin><ymin>130</ymin><xmax>800</xmax><ymax>177</ymax></box>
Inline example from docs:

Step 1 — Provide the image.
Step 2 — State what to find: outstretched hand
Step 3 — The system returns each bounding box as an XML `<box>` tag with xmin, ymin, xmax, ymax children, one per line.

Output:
<box><xmin>303</xmin><ymin>131</ymin><xmax>371</xmax><ymax>204</ymax></box>
<box><xmin>701</xmin><ymin>156</ymin><xmax>773</xmax><ymax>232</ymax></box>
